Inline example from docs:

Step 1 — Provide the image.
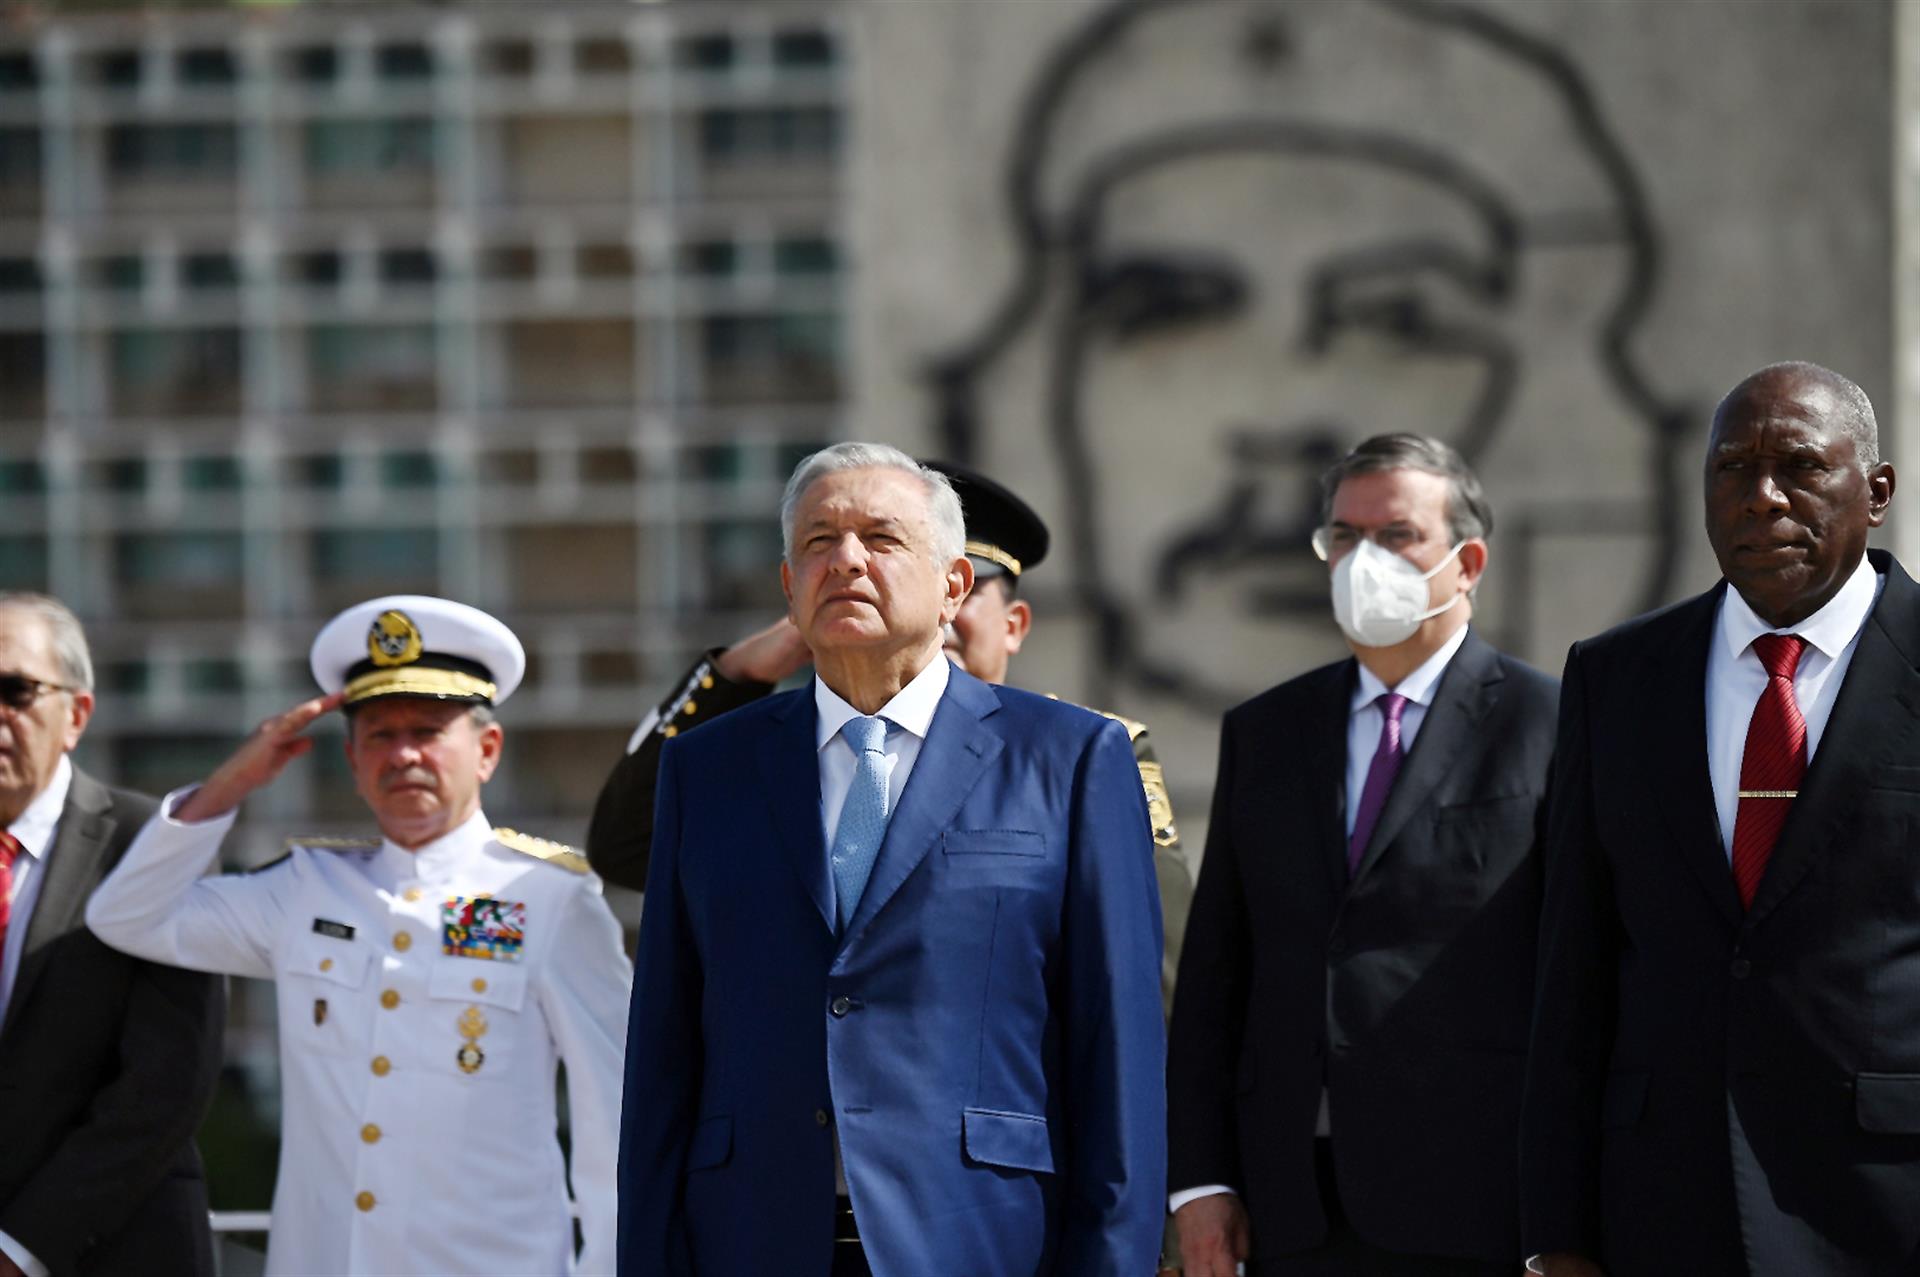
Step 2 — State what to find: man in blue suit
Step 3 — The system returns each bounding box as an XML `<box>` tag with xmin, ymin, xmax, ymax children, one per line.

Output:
<box><xmin>618</xmin><ymin>443</ymin><xmax>1167</xmax><ymax>1276</ymax></box>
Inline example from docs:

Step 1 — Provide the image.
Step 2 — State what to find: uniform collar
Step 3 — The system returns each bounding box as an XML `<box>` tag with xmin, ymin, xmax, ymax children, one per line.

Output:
<box><xmin>1718</xmin><ymin>552</ymin><xmax>1879</xmax><ymax>665</ymax></box>
<box><xmin>377</xmin><ymin>806</ymin><xmax>494</xmax><ymax>885</ymax></box>
<box><xmin>7</xmin><ymin>753</ymin><xmax>72</xmax><ymax>863</ymax></box>
<box><xmin>814</xmin><ymin>650</ymin><xmax>950</xmax><ymax>751</ymax></box>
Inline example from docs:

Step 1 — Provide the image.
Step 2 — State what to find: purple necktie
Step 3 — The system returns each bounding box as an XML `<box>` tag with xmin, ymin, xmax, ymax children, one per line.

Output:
<box><xmin>1348</xmin><ymin>692</ymin><xmax>1409</xmax><ymax>875</ymax></box>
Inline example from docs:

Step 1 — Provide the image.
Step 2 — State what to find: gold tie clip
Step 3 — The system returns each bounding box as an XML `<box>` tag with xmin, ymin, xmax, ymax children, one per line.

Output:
<box><xmin>1738</xmin><ymin>790</ymin><xmax>1798</xmax><ymax>799</ymax></box>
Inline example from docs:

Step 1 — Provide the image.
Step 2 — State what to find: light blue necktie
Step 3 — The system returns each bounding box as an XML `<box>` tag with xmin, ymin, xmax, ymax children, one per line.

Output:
<box><xmin>831</xmin><ymin>715</ymin><xmax>891</xmax><ymax>931</ymax></box>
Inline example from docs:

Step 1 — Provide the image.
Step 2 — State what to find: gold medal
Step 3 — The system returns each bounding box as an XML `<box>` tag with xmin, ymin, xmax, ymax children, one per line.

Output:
<box><xmin>456</xmin><ymin>1042</ymin><xmax>485</xmax><ymax>1074</ymax></box>
<box><xmin>457</xmin><ymin>1005</ymin><xmax>489</xmax><ymax>1038</ymax></box>
<box><xmin>455</xmin><ymin>1002</ymin><xmax>489</xmax><ymax>1074</ymax></box>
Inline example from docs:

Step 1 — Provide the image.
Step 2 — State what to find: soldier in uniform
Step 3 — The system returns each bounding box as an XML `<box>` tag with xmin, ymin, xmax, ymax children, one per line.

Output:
<box><xmin>586</xmin><ymin>462</ymin><xmax>1193</xmax><ymax>1012</ymax></box>
<box><xmin>86</xmin><ymin>595</ymin><xmax>630</xmax><ymax>1276</ymax></box>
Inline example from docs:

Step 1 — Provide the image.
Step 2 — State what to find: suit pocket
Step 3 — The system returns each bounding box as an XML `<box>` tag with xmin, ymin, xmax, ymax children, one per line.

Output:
<box><xmin>1870</xmin><ymin>764</ymin><xmax>1920</xmax><ymax>794</ymax></box>
<box><xmin>685</xmin><ymin>1114</ymin><xmax>732</xmax><ymax>1171</ymax></box>
<box><xmin>962</xmin><ymin>1107</ymin><xmax>1054</xmax><ymax>1173</ymax></box>
<box><xmin>1855</xmin><ymin>1073</ymin><xmax>1920</xmax><ymax>1133</ymax></box>
<box><xmin>944</xmin><ymin>830</ymin><xmax>1046</xmax><ymax>857</ymax></box>
<box><xmin>1602</xmin><ymin>1070</ymin><xmax>1649</xmax><ymax>1130</ymax></box>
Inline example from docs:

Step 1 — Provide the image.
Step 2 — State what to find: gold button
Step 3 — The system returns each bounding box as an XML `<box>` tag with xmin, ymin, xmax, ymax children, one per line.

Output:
<box><xmin>318</xmin><ymin>958</ymin><xmax>333</xmax><ymax>972</ymax></box>
<box><xmin>662</xmin><ymin>725</ymin><xmax>678</xmax><ymax>738</ymax></box>
<box><xmin>403</xmin><ymin>887</ymin><xmax>422</xmax><ymax>902</ymax></box>
<box><xmin>361</xmin><ymin>1123</ymin><xmax>381</xmax><ymax>1144</ymax></box>
<box><xmin>681</xmin><ymin>699</ymin><xmax>697</xmax><ymax>716</ymax></box>
<box><xmin>471</xmin><ymin>977</ymin><xmax>488</xmax><ymax>993</ymax></box>
<box><xmin>701</xmin><ymin>675</ymin><xmax>714</xmax><ymax>689</ymax></box>
<box><xmin>393</xmin><ymin>931</ymin><xmax>412</xmax><ymax>952</ymax></box>
<box><xmin>380</xmin><ymin>989</ymin><xmax>400</xmax><ymax>1010</ymax></box>
<box><xmin>371</xmin><ymin>1055</ymin><xmax>390</xmax><ymax>1077</ymax></box>
<box><xmin>355</xmin><ymin>1190</ymin><xmax>375</xmax><ymax>1212</ymax></box>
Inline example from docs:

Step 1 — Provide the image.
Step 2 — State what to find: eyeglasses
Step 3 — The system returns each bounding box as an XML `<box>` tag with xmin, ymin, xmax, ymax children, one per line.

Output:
<box><xmin>0</xmin><ymin>674</ymin><xmax>76</xmax><ymax>711</ymax></box>
<box><xmin>1310</xmin><ymin>523</ymin><xmax>1423</xmax><ymax>562</ymax></box>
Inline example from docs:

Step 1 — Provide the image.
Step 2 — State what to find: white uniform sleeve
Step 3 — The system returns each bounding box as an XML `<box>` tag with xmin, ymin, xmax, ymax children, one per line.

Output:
<box><xmin>84</xmin><ymin>786</ymin><xmax>290</xmax><ymax>980</ymax></box>
<box><xmin>539</xmin><ymin>873</ymin><xmax>632</xmax><ymax>1275</ymax></box>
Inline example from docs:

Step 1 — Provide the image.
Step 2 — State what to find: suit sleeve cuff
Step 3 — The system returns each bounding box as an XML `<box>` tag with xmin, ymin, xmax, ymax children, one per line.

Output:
<box><xmin>0</xmin><ymin>1228</ymin><xmax>50</xmax><ymax>1277</ymax></box>
<box><xmin>1168</xmin><ymin>1184</ymin><xmax>1236</xmax><ymax>1213</ymax></box>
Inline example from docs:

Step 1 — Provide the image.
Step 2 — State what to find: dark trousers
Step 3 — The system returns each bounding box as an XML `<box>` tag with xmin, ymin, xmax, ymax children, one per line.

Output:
<box><xmin>1248</xmin><ymin>1140</ymin><xmax>1509</xmax><ymax>1276</ymax></box>
<box><xmin>831</xmin><ymin>1196</ymin><xmax>872</xmax><ymax>1277</ymax></box>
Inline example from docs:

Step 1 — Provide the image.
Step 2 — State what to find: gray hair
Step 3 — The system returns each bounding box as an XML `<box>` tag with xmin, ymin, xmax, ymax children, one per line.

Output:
<box><xmin>0</xmin><ymin>593</ymin><xmax>94</xmax><ymax>691</ymax></box>
<box><xmin>779</xmin><ymin>442</ymin><xmax>967</xmax><ymax>567</ymax></box>
<box><xmin>1716</xmin><ymin>361</ymin><xmax>1881</xmax><ymax>470</ymax></box>
<box><xmin>1317</xmin><ymin>433</ymin><xmax>1494</xmax><ymax>544</ymax></box>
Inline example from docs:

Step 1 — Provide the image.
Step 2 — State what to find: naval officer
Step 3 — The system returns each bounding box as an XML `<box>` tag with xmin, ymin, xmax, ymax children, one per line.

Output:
<box><xmin>86</xmin><ymin>595</ymin><xmax>631</xmax><ymax>1276</ymax></box>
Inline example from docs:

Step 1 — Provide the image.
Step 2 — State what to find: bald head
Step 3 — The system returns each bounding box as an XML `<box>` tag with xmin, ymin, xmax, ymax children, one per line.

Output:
<box><xmin>1714</xmin><ymin>361</ymin><xmax>1880</xmax><ymax>470</ymax></box>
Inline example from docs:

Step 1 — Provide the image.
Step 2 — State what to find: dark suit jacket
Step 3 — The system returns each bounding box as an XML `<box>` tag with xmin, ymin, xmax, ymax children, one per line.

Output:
<box><xmin>0</xmin><ymin>769</ymin><xmax>223</xmax><ymax>1277</ymax></box>
<box><xmin>1168</xmin><ymin>628</ymin><xmax>1557</xmax><ymax>1264</ymax></box>
<box><xmin>1521</xmin><ymin>550</ymin><xmax>1920</xmax><ymax>1276</ymax></box>
<box><xmin>618</xmin><ymin>667</ymin><xmax>1167</xmax><ymax>1277</ymax></box>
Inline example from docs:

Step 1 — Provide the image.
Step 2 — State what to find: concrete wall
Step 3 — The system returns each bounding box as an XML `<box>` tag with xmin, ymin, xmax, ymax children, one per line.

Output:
<box><xmin>848</xmin><ymin>0</ymin><xmax>1892</xmax><ymax>837</ymax></box>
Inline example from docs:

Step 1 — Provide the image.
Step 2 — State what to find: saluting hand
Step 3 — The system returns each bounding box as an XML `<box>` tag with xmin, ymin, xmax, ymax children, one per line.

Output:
<box><xmin>713</xmin><ymin>616</ymin><xmax>812</xmax><ymax>686</ymax></box>
<box><xmin>174</xmin><ymin>692</ymin><xmax>348</xmax><ymax>823</ymax></box>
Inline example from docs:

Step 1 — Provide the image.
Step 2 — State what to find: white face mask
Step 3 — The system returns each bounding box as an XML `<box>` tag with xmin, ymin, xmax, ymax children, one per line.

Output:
<box><xmin>1329</xmin><ymin>538</ymin><xmax>1466</xmax><ymax>649</ymax></box>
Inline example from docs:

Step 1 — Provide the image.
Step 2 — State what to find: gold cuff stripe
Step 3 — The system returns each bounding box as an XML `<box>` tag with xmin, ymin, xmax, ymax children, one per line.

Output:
<box><xmin>1738</xmin><ymin>790</ymin><xmax>1799</xmax><ymax>799</ymax></box>
<box><xmin>345</xmin><ymin>668</ymin><xmax>497</xmax><ymax>703</ymax></box>
<box><xmin>965</xmin><ymin>540</ymin><xmax>1021</xmax><ymax>577</ymax></box>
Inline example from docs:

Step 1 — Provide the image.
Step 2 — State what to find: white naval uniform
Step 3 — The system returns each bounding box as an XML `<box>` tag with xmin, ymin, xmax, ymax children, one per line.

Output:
<box><xmin>84</xmin><ymin>796</ymin><xmax>630</xmax><ymax>1276</ymax></box>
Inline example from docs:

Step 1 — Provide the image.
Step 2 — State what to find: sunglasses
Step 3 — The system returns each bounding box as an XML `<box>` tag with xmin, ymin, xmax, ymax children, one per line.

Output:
<box><xmin>0</xmin><ymin>674</ymin><xmax>75</xmax><ymax>711</ymax></box>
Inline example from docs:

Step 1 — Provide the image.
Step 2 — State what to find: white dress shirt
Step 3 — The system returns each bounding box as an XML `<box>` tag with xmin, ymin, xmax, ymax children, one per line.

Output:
<box><xmin>814</xmin><ymin>651</ymin><xmax>950</xmax><ymax>867</ymax></box>
<box><xmin>1705</xmin><ymin>555</ymin><xmax>1880</xmax><ymax>856</ymax></box>
<box><xmin>1170</xmin><ymin>626</ymin><xmax>1473</xmax><ymax>1215</ymax></box>
<box><xmin>0</xmin><ymin>752</ymin><xmax>71</xmax><ymax>1023</ymax></box>
<box><xmin>0</xmin><ymin>755</ymin><xmax>73</xmax><ymax>1277</ymax></box>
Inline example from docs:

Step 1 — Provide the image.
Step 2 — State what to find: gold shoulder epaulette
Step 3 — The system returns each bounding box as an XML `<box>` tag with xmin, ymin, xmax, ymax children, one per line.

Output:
<box><xmin>283</xmin><ymin>835</ymin><xmax>381</xmax><ymax>854</ymax></box>
<box><xmin>493</xmin><ymin>827</ymin><xmax>592</xmax><ymax>875</ymax></box>
<box><xmin>1043</xmin><ymin>693</ymin><xmax>1150</xmax><ymax>742</ymax></box>
<box><xmin>1094</xmin><ymin>708</ymin><xmax>1149</xmax><ymax>742</ymax></box>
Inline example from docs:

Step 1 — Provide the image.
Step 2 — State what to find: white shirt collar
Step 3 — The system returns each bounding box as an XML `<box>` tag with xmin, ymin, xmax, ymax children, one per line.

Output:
<box><xmin>1718</xmin><ymin>553</ymin><xmax>1879</xmax><ymax>665</ymax></box>
<box><xmin>1351</xmin><ymin>623</ymin><xmax>1472</xmax><ymax>714</ymax></box>
<box><xmin>815</xmin><ymin>651</ymin><xmax>952</xmax><ymax>751</ymax></box>
<box><xmin>377</xmin><ymin>806</ymin><xmax>495</xmax><ymax>885</ymax></box>
<box><xmin>8</xmin><ymin>752</ymin><xmax>72</xmax><ymax>862</ymax></box>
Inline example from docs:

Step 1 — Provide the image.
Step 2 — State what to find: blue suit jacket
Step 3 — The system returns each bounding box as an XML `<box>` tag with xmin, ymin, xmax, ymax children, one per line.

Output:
<box><xmin>617</xmin><ymin>665</ymin><xmax>1167</xmax><ymax>1276</ymax></box>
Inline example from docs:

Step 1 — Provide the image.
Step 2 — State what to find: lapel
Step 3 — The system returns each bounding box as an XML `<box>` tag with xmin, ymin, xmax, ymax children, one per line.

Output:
<box><xmin>1312</xmin><ymin>661</ymin><xmax>1360</xmax><ymax>895</ymax></box>
<box><xmin>3</xmin><ymin>768</ymin><xmax>117</xmax><ymax>1041</ymax></box>
<box><xmin>837</xmin><ymin>667</ymin><xmax>1003</xmax><ymax>957</ymax></box>
<box><xmin>1633</xmin><ymin>587</ymin><xmax>1745</xmax><ymax>928</ymax></box>
<box><xmin>1748</xmin><ymin>551</ymin><xmax>1920</xmax><ymax>927</ymax></box>
<box><xmin>755</xmin><ymin>689</ymin><xmax>833</xmax><ymax>934</ymax></box>
<box><xmin>1351</xmin><ymin>629</ymin><xmax>1502</xmax><ymax>883</ymax></box>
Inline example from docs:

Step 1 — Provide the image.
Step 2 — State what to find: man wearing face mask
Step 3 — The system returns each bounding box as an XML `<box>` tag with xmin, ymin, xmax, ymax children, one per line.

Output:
<box><xmin>1167</xmin><ymin>433</ymin><xmax>1559</xmax><ymax>1276</ymax></box>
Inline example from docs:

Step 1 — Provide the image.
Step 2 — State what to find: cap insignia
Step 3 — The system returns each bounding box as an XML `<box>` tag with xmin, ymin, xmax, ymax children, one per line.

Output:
<box><xmin>367</xmin><ymin>609</ymin><xmax>423</xmax><ymax>668</ymax></box>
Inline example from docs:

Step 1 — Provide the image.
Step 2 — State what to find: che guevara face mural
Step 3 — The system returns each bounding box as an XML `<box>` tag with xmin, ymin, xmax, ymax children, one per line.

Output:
<box><xmin>924</xmin><ymin>0</ymin><xmax>1692</xmax><ymax>708</ymax></box>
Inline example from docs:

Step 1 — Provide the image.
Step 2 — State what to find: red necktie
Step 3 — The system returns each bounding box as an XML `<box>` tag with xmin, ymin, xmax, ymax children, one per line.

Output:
<box><xmin>0</xmin><ymin>830</ymin><xmax>19</xmax><ymax>976</ymax></box>
<box><xmin>1731</xmin><ymin>633</ymin><xmax>1807</xmax><ymax>909</ymax></box>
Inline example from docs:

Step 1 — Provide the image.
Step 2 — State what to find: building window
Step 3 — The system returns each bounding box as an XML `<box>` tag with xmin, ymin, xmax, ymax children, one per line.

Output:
<box><xmin>116</xmin><ymin>532</ymin><xmax>245</xmax><ymax>588</ymax></box>
<box><xmin>288</xmin><ymin>45</ymin><xmax>339</xmax><ymax>86</ymax></box>
<box><xmin>307</xmin><ymin>323</ymin><xmax>438</xmax><ymax>413</ymax></box>
<box><xmin>0</xmin><ymin>258</ymin><xmax>41</xmax><ymax>295</ymax></box>
<box><xmin>109</xmin><ymin>328</ymin><xmax>243</xmax><ymax>418</ymax></box>
<box><xmin>0</xmin><ymin>54</ymin><xmax>38</xmax><ymax>94</ymax></box>
<box><xmin>701</xmin><ymin>312</ymin><xmax>839</xmax><ymax>404</ymax></box>
<box><xmin>182</xmin><ymin>455</ymin><xmax>243</xmax><ymax>491</ymax></box>
<box><xmin>312</xmin><ymin>528</ymin><xmax>437</xmax><ymax>581</ymax></box>
<box><xmin>0</xmin><ymin>537</ymin><xmax>46</xmax><ymax>591</ymax></box>
<box><xmin>773</xmin><ymin>29</ymin><xmax>836</xmax><ymax>71</ymax></box>
<box><xmin>183</xmin><ymin>252</ymin><xmax>239</xmax><ymax>291</ymax></box>
<box><xmin>377</xmin><ymin>43</ymin><xmax>433</xmax><ymax>82</ymax></box>
<box><xmin>774</xmin><ymin>237</ymin><xmax>837</xmax><ymax>278</ymax></box>
<box><xmin>178</xmin><ymin>48</ymin><xmax>237</xmax><ymax>88</ymax></box>
<box><xmin>698</xmin><ymin>107</ymin><xmax>838</xmax><ymax>164</ymax></box>
<box><xmin>304</xmin><ymin>118</ymin><xmax>434</xmax><ymax>177</ymax></box>
<box><xmin>379</xmin><ymin>247</ymin><xmax>436</xmax><ymax>286</ymax></box>
<box><xmin>106</xmin><ymin>124</ymin><xmax>239</xmax><ymax>179</ymax></box>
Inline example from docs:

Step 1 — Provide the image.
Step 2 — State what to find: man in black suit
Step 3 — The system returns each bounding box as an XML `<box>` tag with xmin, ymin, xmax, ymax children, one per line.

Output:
<box><xmin>1522</xmin><ymin>362</ymin><xmax>1918</xmax><ymax>1277</ymax></box>
<box><xmin>0</xmin><ymin>594</ymin><xmax>222</xmax><ymax>1277</ymax></box>
<box><xmin>1169</xmin><ymin>434</ymin><xmax>1557</xmax><ymax>1275</ymax></box>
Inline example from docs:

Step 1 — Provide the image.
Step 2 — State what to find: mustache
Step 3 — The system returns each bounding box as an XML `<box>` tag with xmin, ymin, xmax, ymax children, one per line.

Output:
<box><xmin>379</xmin><ymin>768</ymin><xmax>439</xmax><ymax>793</ymax></box>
